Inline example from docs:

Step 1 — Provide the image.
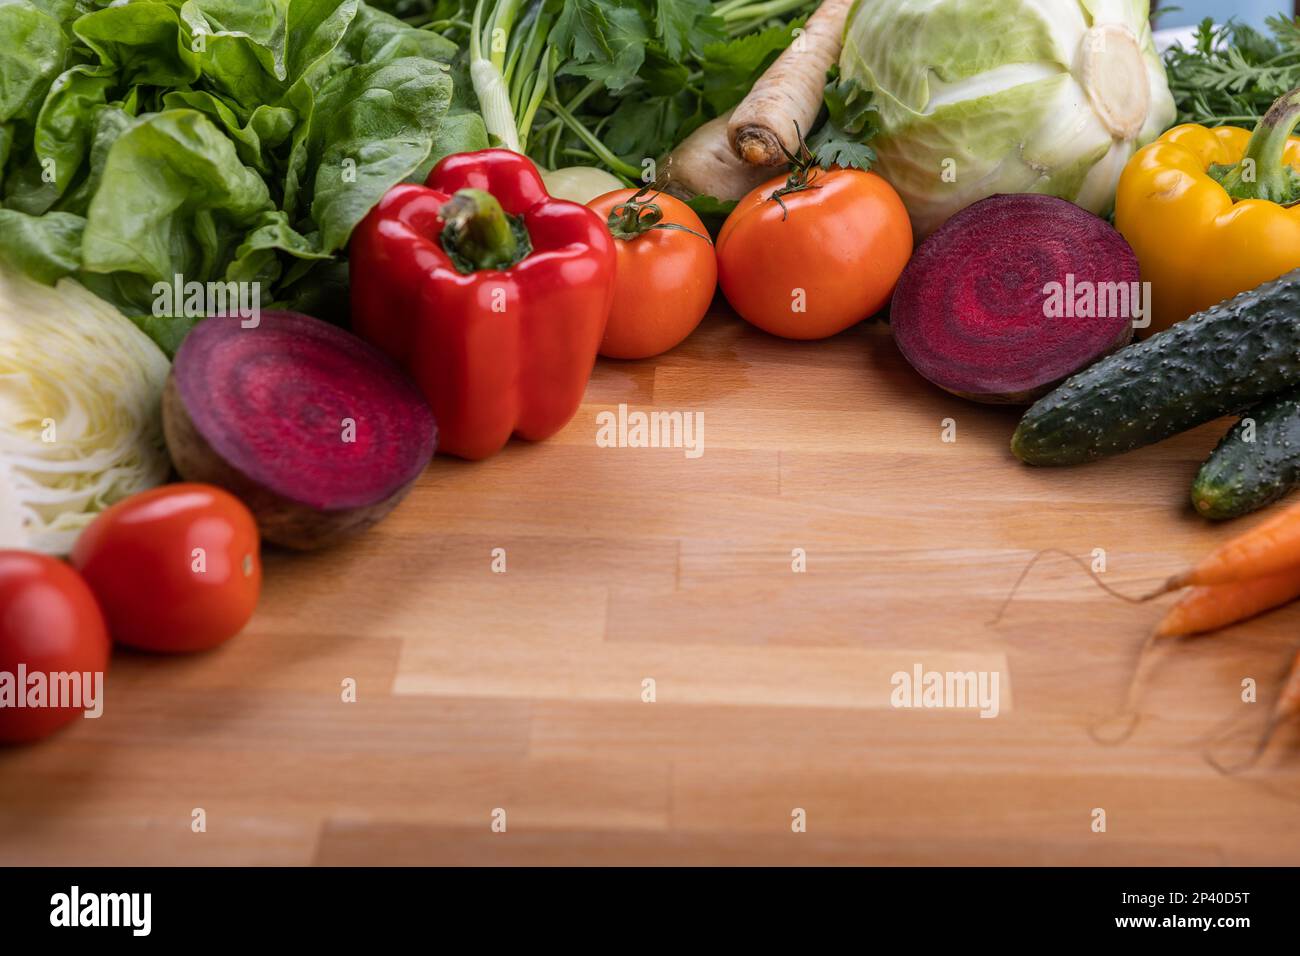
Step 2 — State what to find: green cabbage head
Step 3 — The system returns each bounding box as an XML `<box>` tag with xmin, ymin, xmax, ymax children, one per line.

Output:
<box><xmin>842</xmin><ymin>0</ymin><xmax>1175</xmax><ymax>237</ymax></box>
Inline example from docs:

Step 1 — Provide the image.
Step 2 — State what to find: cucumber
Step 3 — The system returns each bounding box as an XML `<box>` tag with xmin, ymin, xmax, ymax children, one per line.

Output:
<box><xmin>1192</xmin><ymin>388</ymin><xmax>1300</xmax><ymax>519</ymax></box>
<box><xmin>1012</xmin><ymin>270</ymin><xmax>1300</xmax><ymax>466</ymax></box>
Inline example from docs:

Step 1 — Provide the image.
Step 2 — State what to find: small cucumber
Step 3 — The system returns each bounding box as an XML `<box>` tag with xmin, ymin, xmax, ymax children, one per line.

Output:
<box><xmin>1193</xmin><ymin>388</ymin><xmax>1300</xmax><ymax>519</ymax></box>
<box><xmin>1012</xmin><ymin>270</ymin><xmax>1300</xmax><ymax>466</ymax></box>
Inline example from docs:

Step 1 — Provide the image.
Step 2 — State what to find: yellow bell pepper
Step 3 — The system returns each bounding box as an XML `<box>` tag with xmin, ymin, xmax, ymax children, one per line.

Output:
<box><xmin>1115</xmin><ymin>90</ymin><xmax>1300</xmax><ymax>335</ymax></box>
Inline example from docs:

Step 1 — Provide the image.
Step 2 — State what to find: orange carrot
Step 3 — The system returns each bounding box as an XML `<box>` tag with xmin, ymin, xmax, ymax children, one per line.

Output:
<box><xmin>1156</xmin><ymin>566</ymin><xmax>1300</xmax><ymax>637</ymax></box>
<box><xmin>1101</xmin><ymin>566</ymin><xmax>1300</xmax><ymax>744</ymax></box>
<box><xmin>1166</xmin><ymin>499</ymin><xmax>1300</xmax><ymax>590</ymax></box>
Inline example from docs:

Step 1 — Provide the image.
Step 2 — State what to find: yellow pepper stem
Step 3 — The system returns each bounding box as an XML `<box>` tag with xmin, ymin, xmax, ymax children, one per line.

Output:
<box><xmin>1212</xmin><ymin>87</ymin><xmax>1300</xmax><ymax>205</ymax></box>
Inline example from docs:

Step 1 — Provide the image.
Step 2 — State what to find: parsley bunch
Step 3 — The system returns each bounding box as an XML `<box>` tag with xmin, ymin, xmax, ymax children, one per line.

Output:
<box><xmin>382</xmin><ymin>0</ymin><xmax>827</xmax><ymax>179</ymax></box>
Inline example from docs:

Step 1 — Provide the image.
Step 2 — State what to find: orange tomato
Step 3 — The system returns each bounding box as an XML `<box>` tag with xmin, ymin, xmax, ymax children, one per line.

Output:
<box><xmin>587</xmin><ymin>189</ymin><xmax>717</xmax><ymax>359</ymax></box>
<box><xmin>716</xmin><ymin>167</ymin><xmax>912</xmax><ymax>340</ymax></box>
<box><xmin>70</xmin><ymin>484</ymin><xmax>261</xmax><ymax>653</ymax></box>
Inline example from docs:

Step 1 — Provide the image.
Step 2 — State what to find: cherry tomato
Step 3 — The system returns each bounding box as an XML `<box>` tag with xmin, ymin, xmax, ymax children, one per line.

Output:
<box><xmin>588</xmin><ymin>188</ymin><xmax>717</xmax><ymax>359</ymax></box>
<box><xmin>716</xmin><ymin>166</ymin><xmax>913</xmax><ymax>340</ymax></box>
<box><xmin>0</xmin><ymin>551</ymin><xmax>110</xmax><ymax>744</ymax></box>
<box><xmin>70</xmin><ymin>484</ymin><xmax>261</xmax><ymax>653</ymax></box>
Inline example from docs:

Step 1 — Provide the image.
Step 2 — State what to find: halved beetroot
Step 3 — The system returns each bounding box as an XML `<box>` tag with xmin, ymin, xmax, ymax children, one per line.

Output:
<box><xmin>163</xmin><ymin>311</ymin><xmax>436</xmax><ymax>549</ymax></box>
<box><xmin>890</xmin><ymin>194</ymin><xmax>1140</xmax><ymax>404</ymax></box>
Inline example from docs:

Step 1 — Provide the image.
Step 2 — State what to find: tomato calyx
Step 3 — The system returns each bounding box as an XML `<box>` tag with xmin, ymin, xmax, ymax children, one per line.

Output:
<box><xmin>606</xmin><ymin>184</ymin><xmax>711</xmax><ymax>243</ymax></box>
<box><xmin>768</xmin><ymin>124</ymin><xmax>824</xmax><ymax>221</ymax></box>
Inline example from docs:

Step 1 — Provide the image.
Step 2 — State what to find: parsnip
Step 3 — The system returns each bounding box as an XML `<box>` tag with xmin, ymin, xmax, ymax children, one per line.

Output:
<box><xmin>661</xmin><ymin>110</ymin><xmax>781</xmax><ymax>201</ymax></box>
<box><xmin>728</xmin><ymin>0</ymin><xmax>855</xmax><ymax>166</ymax></box>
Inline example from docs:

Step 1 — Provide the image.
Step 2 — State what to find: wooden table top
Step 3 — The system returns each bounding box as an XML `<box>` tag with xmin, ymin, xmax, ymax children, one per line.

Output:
<box><xmin>3</xmin><ymin>307</ymin><xmax>1298</xmax><ymax>866</ymax></box>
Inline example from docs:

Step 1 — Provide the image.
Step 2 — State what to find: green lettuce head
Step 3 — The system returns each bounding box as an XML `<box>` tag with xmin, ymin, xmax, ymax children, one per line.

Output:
<box><xmin>842</xmin><ymin>0</ymin><xmax>1175</xmax><ymax>237</ymax></box>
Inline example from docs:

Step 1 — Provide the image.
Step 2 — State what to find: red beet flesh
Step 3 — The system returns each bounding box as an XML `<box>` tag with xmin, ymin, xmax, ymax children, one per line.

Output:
<box><xmin>890</xmin><ymin>194</ymin><xmax>1139</xmax><ymax>403</ymax></box>
<box><xmin>164</xmin><ymin>311</ymin><xmax>436</xmax><ymax>549</ymax></box>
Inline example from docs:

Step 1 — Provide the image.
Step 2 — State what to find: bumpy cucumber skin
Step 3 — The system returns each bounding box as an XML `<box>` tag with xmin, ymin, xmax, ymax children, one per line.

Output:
<box><xmin>1193</xmin><ymin>389</ymin><xmax>1300</xmax><ymax>519</ymax></box>
<box><xmin>1012</xmin><ymin>271</ymin><xmax>1300</xmax><ymax>466</ymax></box>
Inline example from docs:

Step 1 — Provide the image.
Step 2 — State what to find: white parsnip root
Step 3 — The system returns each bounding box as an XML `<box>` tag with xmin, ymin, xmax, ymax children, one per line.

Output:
<box><xmin>661</xmin><ymin>110</ymin><xmax>782</xmax><ymax>202</ymax></box>
<box><xmin>728</xmin><ymin>0</ymin><xmax>855</xmax><ymax>166</ymax></box>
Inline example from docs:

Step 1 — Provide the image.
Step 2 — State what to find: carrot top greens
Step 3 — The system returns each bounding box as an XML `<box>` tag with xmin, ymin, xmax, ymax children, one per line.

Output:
<box><xmin>1165</xmin><ymin>16</ymin><xmax>1300</xmax><ymax>128</ymax></box>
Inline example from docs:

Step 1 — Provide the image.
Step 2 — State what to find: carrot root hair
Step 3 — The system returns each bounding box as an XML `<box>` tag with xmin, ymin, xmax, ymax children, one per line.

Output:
<box><xmin>988</xmin><ymin>547</ymin><xmax>1156</xmax><ymax>628</ymax></box>
<box><xmin>989</xmin><ymin>549</ymin><xmax>1172</xmax><ymax>746</ymax></box>
<box><xmin>1089</xmin><ymin>631</ymin><xmax>1163</xmax><ymax>746</ymax></box>
<box><xmin>1205</xmin><ymin>717</ymin><xmax>1278</xmax><ymax>776</ymax></box>
<box><xmin>1204</xmin><ymin>649</ymin><xmax>1300</xmax><ymax>775</ymax></box>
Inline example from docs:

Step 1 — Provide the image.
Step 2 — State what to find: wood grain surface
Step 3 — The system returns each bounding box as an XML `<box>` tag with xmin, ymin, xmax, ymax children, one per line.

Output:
<box><xmin>3</xmin><ymin>307</ymin><xmax>1298</xmax><ymax>866</ymax></box>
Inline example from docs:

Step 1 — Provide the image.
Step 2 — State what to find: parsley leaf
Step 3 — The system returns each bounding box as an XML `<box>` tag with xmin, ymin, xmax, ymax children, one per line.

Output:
<box><xmin>699</xmin><ymin>18</ymin><xmax>806</xmax><ymax>111</ymax></box>
<box><xmin>808</xmin><ymin>68</ymin><xmax>879</xmax><ymax>171</ymax></box>
<box><xmin>555</xmin><ymin>2</ymin><xmax>649</xmax><ymax>93</ymax></box>
<box><xmin>654</xmin><ymin>0</ymin><xmax>723</xmax><ymax>62</ymax></box>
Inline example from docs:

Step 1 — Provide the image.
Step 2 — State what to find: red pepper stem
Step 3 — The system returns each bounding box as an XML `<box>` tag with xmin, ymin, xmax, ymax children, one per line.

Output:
<box><xmin>439</xmin><ymin>188</ymin><xmax>531</xmax><ymax>273</ymax></box>
<box><xmin>1213</xmin><ymin>86</ymin><xmax>1300</xmax><ymax>205</ymax></box>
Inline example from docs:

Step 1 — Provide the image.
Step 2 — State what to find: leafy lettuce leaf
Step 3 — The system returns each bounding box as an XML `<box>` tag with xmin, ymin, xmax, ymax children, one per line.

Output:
<box><xmin>0</xmin><ymin>0</ymin><xmax>473</xmax><ymax>351</ymax></box>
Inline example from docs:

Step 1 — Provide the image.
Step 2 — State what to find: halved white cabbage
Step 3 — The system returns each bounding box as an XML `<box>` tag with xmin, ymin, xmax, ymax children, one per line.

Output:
<box><xmin>842</xmin><ymin>0</ymin><xmax>1176</xmax><ymax>237</ymax></box>
<box><xmin>0</xmin><ymin>266</ymin><xmax>170</xmax><ymax>554</ymax></box>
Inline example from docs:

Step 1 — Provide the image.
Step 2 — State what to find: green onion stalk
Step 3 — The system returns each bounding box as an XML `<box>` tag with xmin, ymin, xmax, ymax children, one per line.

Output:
<box><xmin>714</xmin><ymin>0</ymin><xmax>811</xmax><ymax>36</ymax></box>
<box><xmin>468</xmin><ymin>0</ymin><xmax>524</xmax><ymax>152</ymax></box>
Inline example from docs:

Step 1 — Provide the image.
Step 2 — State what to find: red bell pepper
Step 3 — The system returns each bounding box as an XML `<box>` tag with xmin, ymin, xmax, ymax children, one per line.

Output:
<box><xmin>349</xmin><ymin>149</ymin><xmax>616</xmax><ymax>460</ymax></box>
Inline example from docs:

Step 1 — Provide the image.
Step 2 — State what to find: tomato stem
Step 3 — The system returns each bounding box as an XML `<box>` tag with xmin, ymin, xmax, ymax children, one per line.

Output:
<box><xmin>767</xmin><ymin>123</ymin><xmax>822</xmax><ymax>220</ymax></box>
<box><xmin>605</xmin><ymin>184</ymin><xmax>711</xmax><ymax>243</ymax></box>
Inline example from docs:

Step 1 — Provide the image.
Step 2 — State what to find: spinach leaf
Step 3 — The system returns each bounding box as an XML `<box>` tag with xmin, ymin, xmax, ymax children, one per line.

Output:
<box><xmin>1</xmin><ymin>0</ymin><xmax>471</xmax><ymax>335</ymax></box>
<box><xmin>0</xmin><ymin>1</ymin><xmax>69</xmax><ymax>125</ymax></box>
<box><xmin>4</xmin><ymin>65</ymin><xmax>113</xmax><ymax>215</ymax></box>
<box><xmin>306</xmin><ymin>55</ymin><xmax>453</xmax><ymax>252</ymax></box>
<box><xmin>227</xmin><ymin>208</ymin><xmax>331</xmax><ymax>287</ymax></box>
<box><xmin>334</xmin><ymin>2</ymin><xmax>456</xmax><ymax>67</ymax></box>
<box><xmin>79</xmin><ymin>109</ymin><xmax>273</xmax><ymax>309</ymax></box>
<box><xmin>56</xmin><ymin>102</ymin><xmax>134</xmax><ymax>213</ymax></box>
<box><xmin>128</xmin><ymin>312</ymin><xmax>205</xmax><ymax>359</ymax></box>
<box><xmin>0</xmin><ymin>208</ymin><xmax>84</xmax><ymax>283</ymax></box>
<box><xmin>162</xmin><ymin>90</ymin><xmax>297</xmax><ymax>174</ymax></box>
<box><xmin>72</xmin><ymin>3</ymin><xmax>201</xmax><ymax>90</ymax></box>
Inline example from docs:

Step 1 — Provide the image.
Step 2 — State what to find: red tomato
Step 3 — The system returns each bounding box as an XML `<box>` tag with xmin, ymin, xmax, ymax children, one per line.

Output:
<box><xmin>71</xmin><ymin>484</ymin><xmax>261</xmax><ymax>653</ymax></box>
<box><xmin>716</xmin><ymin>167</ymin><xmax>913</xmax><ymax>340</ymax></box>
<box><xmin>587</xmin><ymin>188</ymin><xmax>717</xmax><ymax>359</ymax></box>
<box><xmin>0</xmin><ymin>551</ymin><xmax>110</xmax><ymax>744</ymax></box>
